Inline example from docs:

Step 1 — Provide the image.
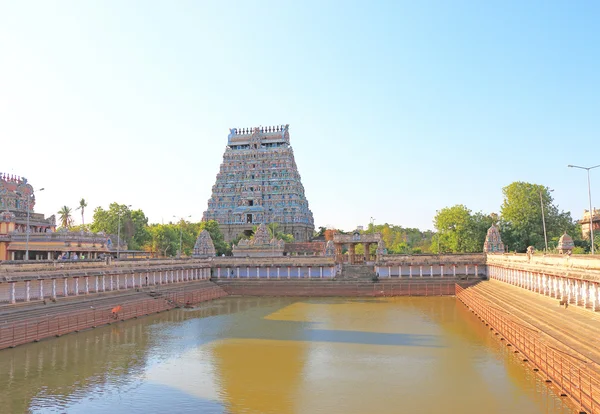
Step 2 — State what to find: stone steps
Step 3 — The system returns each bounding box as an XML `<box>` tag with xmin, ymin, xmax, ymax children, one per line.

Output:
<box><xmin>339</xmin><ymin>264</ymin><xmax>376</xmax><ymax>280</ymax></box>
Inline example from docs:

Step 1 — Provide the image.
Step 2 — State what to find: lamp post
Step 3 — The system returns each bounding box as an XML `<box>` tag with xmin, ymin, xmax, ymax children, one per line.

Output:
<box><xmin>370</xmin><ymin>217</ymin><xmax>375</xmax><ymax>234</ymax></box>
<box><xmin>117</xmin><ymin>205</ymin><xmax>132</xmax><ymax>259</ymax></box>
<box><xmin>173</xmin><ymin>215</ymin><xmax>191</xmax><ymax>258</ymax></box>
<box><xmin>15</xmin><ymin>187</ymin><xmax>44</xmax><ymax>261</ymax></box>
<box><xmin>539</xmin><ymin>188</ymin><xmax>553</xmax><ymax>253</ymax></box>
<box><xmin>568</xmin><ymin>164</ymin><xmax>600</xmax><ymax>255</ymax></box>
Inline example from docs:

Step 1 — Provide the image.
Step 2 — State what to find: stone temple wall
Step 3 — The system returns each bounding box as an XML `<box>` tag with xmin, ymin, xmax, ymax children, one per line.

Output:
<box><xmin>202</xmin><ymin>125</ymin><xmax>314</xmax><ymax>242</ymax></box>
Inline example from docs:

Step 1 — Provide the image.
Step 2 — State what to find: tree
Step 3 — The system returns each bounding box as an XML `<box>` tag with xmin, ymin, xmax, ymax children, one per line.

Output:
<box><xmin>76</xmin><ymin>198</ymin><xmax>88</xmax><ymax>226</ymax></box>
<box><xmin>313</xmin><ymin>226</ymin><xmax>327</xmax><ymax>238</ymax></box>
<box><xmin>500</xmin><ymin>182</ymin><xmax>575</xmax><ymax>252</ymax></box>
<box><xmin>356</xmin><ymin>223</ymin><xmax>433</xmax><ymax>254</ymax></box>
<box><xmin>267</xmin><ymin>222</ymin><xmax>294</xmax><ymax>243</ymax></box>
<box><xmin>147</xmin><ymin>224</ymin><xmax>179</xmax><ymax>257</ymax></box>
<box><xmin>198</xmin><ymin>220</ymin><xmax>231</xmax><ymax>256</ymax></box>
<box><xmin>431</xmin><ymin>205</ymin><xmax>492</xmax><ymax>253</ymax></box>
<box><xmin>58</xmin><ymin>206</ymin><xmax>73</xmax><ymax>229</ymax></box>
<box><xmin>90</xmin><ymin>203</ymin><xmax>151</xmax><ymax>250</ymax></box>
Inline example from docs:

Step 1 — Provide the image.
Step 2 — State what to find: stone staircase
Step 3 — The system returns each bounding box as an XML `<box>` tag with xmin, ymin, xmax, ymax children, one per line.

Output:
<box><xmin>338</xmin><ymin>264</ymin><xmax>376</xmax><ymax>281</ymax></box>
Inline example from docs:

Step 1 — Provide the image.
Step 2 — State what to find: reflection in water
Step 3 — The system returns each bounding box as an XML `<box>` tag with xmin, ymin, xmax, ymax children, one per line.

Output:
<box><xmin>0</xmin><ymin>297</ymin><xmax>575</xmax><ymax>413</ymax></box>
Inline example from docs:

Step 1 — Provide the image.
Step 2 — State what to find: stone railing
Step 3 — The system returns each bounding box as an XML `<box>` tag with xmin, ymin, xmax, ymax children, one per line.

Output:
<box><xmin>380</xmin><ymin>253</ymin><xmax>486</xmax><ymax>266</ymax></box>
<box><xmin>212</xmin><ymin>256</ymin><xmax>335</xmax><ymax>267</ymax></box>
<box><xmin>4</xmin><ymin>232</ymin><xmax>110</xmax><ymax>244</ymax></box>
<box><xmin>486</xmin><ymin>253</ymin><xmax>600</xmax><ymax>282</ymax></box>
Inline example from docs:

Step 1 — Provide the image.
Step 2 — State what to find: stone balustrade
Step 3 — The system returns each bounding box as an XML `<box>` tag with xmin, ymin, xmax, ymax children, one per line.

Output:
<box><xmin>376</xmin><ymin>253</ymin><xmax>486</xmax><ymax>278</ymax></box>
<box><xmin>486</xmin><ymin>253</ymin><xmax>600</xmax><ymax>282</ymax></box>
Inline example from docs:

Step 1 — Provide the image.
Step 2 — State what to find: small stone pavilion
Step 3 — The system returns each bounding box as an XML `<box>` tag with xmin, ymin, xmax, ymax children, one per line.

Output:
<box><xmin>333</xmin><ymin>230</ymin><xmax>383</xmax><ymax>264</ymax></box>
<box><xmin>557</xmin><ymin>232</ymin><xmax>574</xmax><ymax>255</ymax></box>
<box><xmin>483</xmin><ymin>224</ymin><xmax>505</xmax><ymax>253</ymax></box>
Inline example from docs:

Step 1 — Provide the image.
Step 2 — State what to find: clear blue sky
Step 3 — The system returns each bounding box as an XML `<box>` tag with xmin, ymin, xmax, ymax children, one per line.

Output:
<box><xmin>1</xmin><ymin>1</ymin><xmax>598</xmax><ymax>231</ymax></box>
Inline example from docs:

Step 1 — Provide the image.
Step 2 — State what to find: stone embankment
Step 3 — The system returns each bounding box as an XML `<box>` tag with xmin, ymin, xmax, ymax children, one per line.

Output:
<box><xmin>457</xmin><ymin>280</ymin><xmax>600</xmax><ymax>414</ymax></box>
<box><xmin>217</xmin><ymin>278</ymin><xmax>481</xmax><ymax>297</ymax></box>
<box><xmin>0</xmin><ymin>281</ymin><xmax>227</xmax><ymax>350</ymax></box>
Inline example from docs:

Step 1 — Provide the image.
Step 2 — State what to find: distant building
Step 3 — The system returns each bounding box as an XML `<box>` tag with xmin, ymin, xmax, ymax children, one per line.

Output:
<box><xmin>202</xmin><ymin>125</ymin><xmax>315</xmax><ymax>242</ymax></box>
<box><xmin>580</xmin><ymin>209</ymin><xmax>600</xmax><ymax>239</ymax></box>
<box><xmin>0</xmin><ymin>173</ymin><xmax>116</xmax><ymax>261</ymax></box>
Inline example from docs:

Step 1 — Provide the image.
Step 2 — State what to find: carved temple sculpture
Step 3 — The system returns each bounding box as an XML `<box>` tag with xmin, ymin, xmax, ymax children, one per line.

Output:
<box><xmin>232</xmin><ymin>223</ymin><xmax>285</xmax><ymax>257</ymax></box>
<box><xmin>483</xmin><ymin>224</ymin><xmax>505</xmax><ymax>253</ymax></box>
<box><xmin>202</xmin><ymin>125</ymin><xmax>314</xmax><ymax>242</ymax></box>
<box><xmin>192</xmin><ymin>230</ymin><xmax>216</xmax><ymax>258</ymax></box>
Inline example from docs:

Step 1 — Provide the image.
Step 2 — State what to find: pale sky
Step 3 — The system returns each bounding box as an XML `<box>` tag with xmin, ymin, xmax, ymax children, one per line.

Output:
<box><xmin>1</xmin><ymin>1</ymin><xmax>598</xmax><ymax>231</ymax></box>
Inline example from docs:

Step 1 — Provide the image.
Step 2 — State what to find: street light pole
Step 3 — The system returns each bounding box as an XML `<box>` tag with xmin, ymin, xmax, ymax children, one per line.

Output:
<box><xmin>117</xmin><ymin>204</ymin><xmax>132</xmax><ymax>259</ymax></box>
<box><xmin>370</xmin><ymin>217</ymin><xmax>375</xmax><ymax>234</ymax></box>
<box><xmin>173</xmin><ymin>215</ymin><xmax>191</xmax><ymax>258</ymax></box>
<box><xmin>539</xmin><ymin>188</ymin><xmax>553</xmax><ymax>253</ymax></box>
<box><xmin>17</xmin><ymin>187</ymin><xmax>44</xmax><ymax>261</ymax></box>
<box><xmin>568</xmin><ymin>164</ymin><xmax>600</xmax><ymax>255</ymax></box>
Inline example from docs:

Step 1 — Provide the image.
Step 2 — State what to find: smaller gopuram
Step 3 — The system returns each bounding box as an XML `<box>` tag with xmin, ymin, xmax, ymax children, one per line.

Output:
<box><xmin>232</xmin><ymin>223</ymin><xmax>284</xmax><ymax>257</ymax></box>
<box><xmin>483</xmin><ymin>224</ymin><xmax>505</xmax><ymax>253</ymax></box>
<box><xmin>557</xmin><ymin>232</ymin><xmax>574</xmax><ymax>255</ymax></box>
<box><xmin>193</xmin><ymin>230</ymin><xmax>216</xmax><ymax>258</ymax></box>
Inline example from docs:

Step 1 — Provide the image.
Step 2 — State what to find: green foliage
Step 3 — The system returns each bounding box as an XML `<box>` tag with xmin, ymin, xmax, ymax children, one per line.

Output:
<box><xmin>76</xmin><ymin>198</ymin><xmax>88</xmax><ymax>226</ymax></box>
<box><xmin>267</xmin><ymin>223</ymin><xmax>294</xmax><ymax>243</ymax></box>
<box><xmin>313</xmin><ymin>226</ymin><xmax>327</xmax><ymax>238</ymax></box>
<box><xmin>58</xmin><ymin>206</ymin><xmax>73</xmax><ymax>229</ymax></box>
<box><xmin>500</xmin><ymin>182</ymin><xmax>575</xmax><ymax>252</ymax></box>
<box><xmin>90</xmin><ymin>203</ymin><xmax>150</xmax><ymax>250</ymax></box>
<box><xmin>147</xmin><ymin>224</ymin><xmax>179</xmax><ymax>257</ymax></box>
<box><xmin>430</xmin><ymin>205</ymin><xmax>492</xmax><ymax>253</ymax></box>
<box><xmin>66</xmin><ymin>224</ymin><xmax>92</xmax><ymax>233</ymax></box>
<box><xmin>359</xmin><ymin>224</ymin><xmax>433</xmax><ymax>254</ymax></box>
<box><xmin>198</xmin><ymin>220</ymin><xmax>231</xmax><ymax>256</ymax></box>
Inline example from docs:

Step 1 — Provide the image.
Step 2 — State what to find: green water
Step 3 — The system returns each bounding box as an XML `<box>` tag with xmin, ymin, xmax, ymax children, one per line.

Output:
<box><xmin>0</xmin><ymin>297</ymin><xmax>575</xmax><ymax>413</ymax></box>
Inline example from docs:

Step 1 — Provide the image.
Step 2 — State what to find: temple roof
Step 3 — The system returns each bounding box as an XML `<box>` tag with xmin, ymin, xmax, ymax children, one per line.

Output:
<box><xmin>0</xmin><ymin>173</ymin><xmax>35</xmax><ymax>213</ymax></box>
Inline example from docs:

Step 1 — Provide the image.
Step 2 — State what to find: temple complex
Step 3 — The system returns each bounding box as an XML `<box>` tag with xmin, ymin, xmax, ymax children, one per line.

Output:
<box><xmin>0</xmin><ymin>173</ymin><xmax>115</xmax><ymax>261</ymax></box>
<box><xmin>202</xmin><ymin>125</ymin><xmax>314</xmax><ymax>242</ymax></box>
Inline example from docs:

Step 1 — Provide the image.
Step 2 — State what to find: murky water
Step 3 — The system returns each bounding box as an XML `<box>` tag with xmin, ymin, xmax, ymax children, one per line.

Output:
<box><xmin>0</xmin><ymin>297</ymin><xmax>575</xmax><ymax>413</ymax></box>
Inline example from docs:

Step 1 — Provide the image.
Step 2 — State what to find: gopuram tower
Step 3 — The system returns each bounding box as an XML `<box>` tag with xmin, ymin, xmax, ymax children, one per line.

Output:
<box><xmin>202</xmin><ymin>125</ymin><xmax>315</xmax><ymax>242</ymax></box>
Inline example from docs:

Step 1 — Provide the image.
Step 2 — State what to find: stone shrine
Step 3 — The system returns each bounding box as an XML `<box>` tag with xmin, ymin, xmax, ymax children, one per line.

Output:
<box><xmin>202</xmin><ymin>125</ymin><xmax>314</xmax><ymax>242</ymax></box>
<box><xmin>232</xmin><ymin>223</ymin><xmax>285</xmax><ymax>257</ymax></box>
<box><xmin>557</xmin><ymin>232</ymin><xmax>574</xmax><ymax>255</ymax></box>
<box><xmin>483</xmin><ymin>224</ymin><xmax>505</xmax><ymax>253</ymax></box>
<box><xmin>193</xmin><ymin>230</ymin><xmax>216</xmax><ymax>258</ymax></box>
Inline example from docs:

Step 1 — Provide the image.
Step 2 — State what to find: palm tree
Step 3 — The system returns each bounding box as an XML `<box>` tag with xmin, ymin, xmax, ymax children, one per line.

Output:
<box><xmin>76</xmin><ymin>198</ymin><xmax>88</xmax><ymax>226</ymax></box>
<box><xmin>58</xmin><ymin>206</ymin><xmax>73</xmax><ymax>229</ymax></box>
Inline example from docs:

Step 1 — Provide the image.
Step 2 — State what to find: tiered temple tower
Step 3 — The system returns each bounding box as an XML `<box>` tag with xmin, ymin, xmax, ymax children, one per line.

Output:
<box><xmin>202</xmin><ymin>125</ymin><xmax>315</xmax><ymax>242</ymax></box>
